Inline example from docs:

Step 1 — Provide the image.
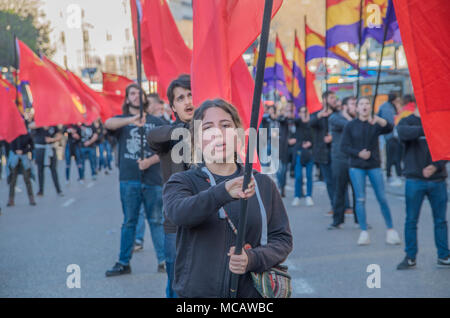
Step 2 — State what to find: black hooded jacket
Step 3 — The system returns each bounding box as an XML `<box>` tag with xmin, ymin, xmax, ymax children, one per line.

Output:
<box><xmin>163</xmin><ymin>164</ymin><xmax>293</xmax><ymax>298</ymax></box>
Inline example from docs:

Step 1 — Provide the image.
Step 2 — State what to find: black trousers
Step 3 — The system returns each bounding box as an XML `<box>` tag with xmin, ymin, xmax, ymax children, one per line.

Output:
<box><xmin>35</xmin><ymin>148</ymin><xmax>61</xmax><ymax>194</ymax></box>
<box><xmin>9</xmin><ymin>163</ymin><xmax>34</xmax><ymax>202</ymax></box>
<box><xmin>332</xmin><ymin>159</ymin><xmax>357</xmax><ymax>225</ymax></box>
<box><xmin>385</xmin><ymin>137</ymin><xmax>402</xmax><ymax>178</ymax></box>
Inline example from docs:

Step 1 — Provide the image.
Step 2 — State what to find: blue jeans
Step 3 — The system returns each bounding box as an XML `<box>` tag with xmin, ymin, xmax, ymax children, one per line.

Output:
<box><xmin>98</xmin><ymin>141</ymin><xmax>112</xmax><ymax>170</ymax></box>
<box><xmin>65</xmin><ymin>143</ymin><xmax>82</xmax><ymax>181</ymax></box>
<box><xmin>118</xmin><ymin>181</ymin><xmax>165</xmax><ymax>265</ymax></box>
<box><xmin>135</xmin><ymin>205</ymin><xmax>146</xmax><ymax>244</ymax></box>
<box><xmin>404</xmin><ymin>179</ymin><xmax>449</xmax><ymax>259</ymax></box>
<box><xmin>276</xmin><ymin>162</ymin><xmax>288</xmax><ymax>190</ymax></box>
<box><xmin>349</xmin><ymin>168</ymin><xmax>393</xmax><ymax>231</ymax></box>
<box><xmin>80</xmin><ymin>147</ymin><xmax>97</xmax><ymax>179</ymax></box>
<box><xmin>319</xmin><ymin>162</ymin><xmax>334</xmax><ymax>208</ymax></box>
<box><xmin>165</xmin><ymin>232</ymin><xmax>177</xmax><ymax>298</ymax></box>
<box><xmin>294</xmin><ymin>152</ymin><xmax>314</xmax><ymax>198</ymax></box>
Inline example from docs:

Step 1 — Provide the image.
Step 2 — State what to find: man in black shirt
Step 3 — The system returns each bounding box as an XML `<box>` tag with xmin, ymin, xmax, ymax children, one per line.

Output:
<box><xmin>396</xmin><ymin>105</ymin><xmax>450</xmax><ymax>269</ymax></box>
<box><xmin>7</xmin><ymin>132</ymin><xmax>35</xmax><ymax>206</ymax></box>
<box><xmin>310</xmin><ymin>91</ymin><xmax>336</xmax><ymax>213</ymax></box>
<box><xmin>30</xmin><ymin>124</ymin><xmax>63</xmax><ymax>197</ymax></box>
<box><xmin>64</xmin><ymin>124</ymin><xmax>82</xmax><ymax>184</ymax></box>
<box><xmin>105</xmin><ymin>84</ymin><xmax>165</xmax><ymax>277</ymax></box>
<box><xmin>79</xmin><ymin>123</ymin><xmax>98</xmax><ymax>181</ymax></box>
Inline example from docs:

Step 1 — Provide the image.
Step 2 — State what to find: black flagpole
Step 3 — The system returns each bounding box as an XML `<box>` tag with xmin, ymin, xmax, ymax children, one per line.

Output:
<box><xmin>356</xmin><ymin>0</ymin><xmax>363</xmax><ymax>99</ymax></box>
<box><xmin>324</xmin><ymin>0</ymin><xmax>329</xmax><ymax>95</ymax></box>
<box><xmin>134</xmin><ymin>1</ymin><xmax>144</xmax><ymax>162</ymax></box>
<box><xmin>13</xmin><ymin>34</ymin><xmax>19</xmax><ymax>109</ymax></box>
<box><xmin>371</xmin><ymin>15</ymin><xmax>389</xmax><ymax>117</ymax></box>
<box><xmin>229</xmin><ymin>0</ymin><xmax>274</xmax><ymax>298</ymax></box>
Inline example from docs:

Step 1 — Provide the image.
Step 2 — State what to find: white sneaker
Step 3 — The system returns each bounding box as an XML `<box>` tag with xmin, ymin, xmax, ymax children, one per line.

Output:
<box><xmin>357</xmin><ymin>231</ymin><xmax>370</xmax><ymax>245</ymax></box>
<box><xmin>389</xmin><ymin>177</ymin><xmax>402</xmax><ymax>187</ymax></box>
<box><xmin>305</xmin><ymin>196</ymin><xmax>314</xmax><ymax>207</ymax></box>
<box><xmin>386</xmin><ymin>229</ymin><xmax>401</xmax><ymax>245</ymax></box>
<box><xmin>291</xmin><ymin>197</ymin><xmax>301</xmax><ymax>207</ymax></box>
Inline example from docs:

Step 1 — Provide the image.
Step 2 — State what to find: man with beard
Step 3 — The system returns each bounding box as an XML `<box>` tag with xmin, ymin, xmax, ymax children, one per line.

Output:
<box><xmin>328</xmin><ymin>96</ymin><xmax>358</xmax><ymax>229</ymax></box>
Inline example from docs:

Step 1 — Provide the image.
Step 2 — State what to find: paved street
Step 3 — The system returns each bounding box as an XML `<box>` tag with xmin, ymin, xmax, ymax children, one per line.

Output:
<box><xmin>1</xmin><ymin>161</ymin><xmax>450</xmax><ymax>298</ymax></box>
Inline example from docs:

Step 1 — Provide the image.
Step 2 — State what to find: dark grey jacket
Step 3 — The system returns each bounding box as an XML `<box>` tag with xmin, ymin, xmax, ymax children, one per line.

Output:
<box><xmin>148</xmin><ymin>118</ymin><xmax>189</xmax><ymax>233</ymax></box>
<box><xmin>310</xmin><ymin>111</ymin><xmax>331</xmax><ymax>164</ymax></box>
<box><xmin>328</xmin><ymin>112</ymin><xmax>350</xmax><ymax>162</ymax></box>
<box><xmin>163</xmin><ymin>164</ymin><xmax>293</xmax><ymax>298</ymax></box>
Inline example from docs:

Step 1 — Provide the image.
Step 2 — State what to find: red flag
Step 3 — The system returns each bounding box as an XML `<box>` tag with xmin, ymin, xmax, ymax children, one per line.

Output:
<box><xmin>102</xmin><ymin>72</ymin><xmax>134</xmax><ymax>97</ymax></box>
<box><xmin>192</xmin><ymin>0</ymin><xmax>283</xmax><ymax>106</ymax></box>
<box><xmin>393</xmin><ymin>0</ymin><xmax>450</xmax><ymax>160</ymax></box>
<box><xmin>306</xmin><ymin>68</ymin><xmax>322</xmax><ymax>114</ymax></box>
<box><xmin>17</xmin><ymin>40</ymin><xmax>85</xmax><ymax>127</ymax></box>
<box><xmin>71</xmin><ymin>73</ymin><xmax>123</xmax><ymax>121</ymax></box>
<box><xmin>0</xmin><ymin>84</ymin><xmax>27</xmax><ymax>143</ymax></box>
<box><xmin>44</xmin><ymin>57</ymin><xmax>100</xmax><ymax>124</ymax></box>
<box><xmin>134</xmin><ymin>0</ymin><xmax>192</xmax><ymax>100</ymax></box>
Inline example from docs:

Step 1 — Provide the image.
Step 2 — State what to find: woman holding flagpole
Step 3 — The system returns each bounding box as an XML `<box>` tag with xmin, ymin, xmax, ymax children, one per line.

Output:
<box><xmin>163</xmin><ymin>99</ymin><xmax>292</xmax><ymax>298</ymax></box>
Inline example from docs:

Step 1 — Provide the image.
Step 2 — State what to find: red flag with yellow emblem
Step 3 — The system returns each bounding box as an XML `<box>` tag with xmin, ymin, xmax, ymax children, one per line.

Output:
<box><xmin>0</xmin><ymin>82</ymin><xmax>27</xmax><ymax>143</ymax></box>
<box><xmin>17</xmin><ymin>40</ymin><xmax>85</xmax><ymax>126</ymax></box>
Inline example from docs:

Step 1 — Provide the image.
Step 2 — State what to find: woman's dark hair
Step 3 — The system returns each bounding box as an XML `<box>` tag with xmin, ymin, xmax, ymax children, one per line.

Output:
<box><xmin>190</xmin><ymin>99</ymin><xmax>243</xmax><ymax>165</ymax></box>
<box><xmin>167</xmin><ymin>74</ymin><xmax>191</xmax><ymax>107</ymax></box>
<box><xmin>122</xmin><ymin>83</ymin><xmax>149</xmax><ymax>115</ymax></box>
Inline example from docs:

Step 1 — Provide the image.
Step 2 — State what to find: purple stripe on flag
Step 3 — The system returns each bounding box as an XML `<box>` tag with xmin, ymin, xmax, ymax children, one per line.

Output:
<box><xmin>326</xmin><ymin>22</ymin><xmax>360</xmax><ymax>47</ymax></box>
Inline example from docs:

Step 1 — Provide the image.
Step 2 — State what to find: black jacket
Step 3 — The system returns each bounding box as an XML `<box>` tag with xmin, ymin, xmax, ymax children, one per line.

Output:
<box><xmin>10</xmin><ymin>133</ymin><xmax>34</xmax><ymax>153</ymax></box>
<box><xmin>309</xmin><ymin>111</ymin><xmax>331</xmax><ymax>164</ymax></box>
<box><xmin>148</xmin><ymin>118</ymin><xmax>190</xmax><ymax>233</ymax></box>
<box><xmin>340</xmin><ymin>118</ymin><xmax>393</xmax><ymax>169</ymax></box>
<box><xmin>163</xmin><ymin>164</ymin><xmax>293</xmax><ymax>298</ymax></box>
<box><xmin>328</xmin><ymin>112</ymin><xmax>350</xmax><ymax>162</ymax></box>
<box><xmin>397</xmin><ymin>114</ymin><xmax>447</xmax><ymax>182</ymax></box>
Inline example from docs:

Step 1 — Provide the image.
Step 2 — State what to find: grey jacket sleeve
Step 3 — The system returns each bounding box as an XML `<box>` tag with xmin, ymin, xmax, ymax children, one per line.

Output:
<box><xmin>246</xmin><ymin>175</ymin><xmax>293</xmax><ymax>273</ymax></box>
<box><xmin>163</xmin><ymin>172</ymin><xmax>235</xmax><ymax>228</ymax></box>
<box><xmin>397</xmin><ymin>118</ymin><xmax>425</xmax><ymax>141</ymax></box>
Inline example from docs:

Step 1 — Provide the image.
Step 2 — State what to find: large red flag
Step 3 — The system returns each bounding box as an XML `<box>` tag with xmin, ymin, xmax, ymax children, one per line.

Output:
<box><xmin>393</xmin><ymin>0</ymin><xmax>450</xmax><ymax>160</ymax></box>
<box><xmin>192</xmin><ymin>0</ymin><xmax>283</xmax><ymax>107</ymax></box>
<box><xmin>102</xmin><ymin>72</ymin><xmax>134</xmax><ymax>97</ymax></box>
<box><xmin>43</xmin><ymin>57</ymin><xmax>101</xmax><ymax>124</ymax></box>
<box><xmin>17</xmin><ymin>40</ymin><xmax>85</xmax><ymax>127</ymax></box>
<box><xmin>0</xmin><ymin>84</ymin><xmax>27</xmax><ymax>143</ymax></box>
<box><xmin>132</xmin><ymin>0</ymin><xmax>192</xmax><ymax>100</ymax></box>
<box><xmin>306</xmin><ymin>68</ymin><xmax>322</xmax><ymax>114</ymax></box>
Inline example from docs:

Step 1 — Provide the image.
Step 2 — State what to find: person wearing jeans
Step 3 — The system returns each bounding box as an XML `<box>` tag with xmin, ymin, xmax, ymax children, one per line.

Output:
<box><xmin>341</xmin><ymin>97</ymin><xmax>401</xmax><ymax>246</ymax></box>
<box><xmin>105</xmin><ymin>84</ymin><xmax>165</xmax><ymax>277</ymax></box>
<box><xmin>79</xmin><ymin>123</ymin><xmax>98</xmax><ymax>181</ymax></box>
<box><xmin>292</xmin><ymin>106</ymin><xmax>314</xmax><ymax>207</ymax></box>
<box><xmin>118</xmin><ymin>181</ymin><xmax>165</xmax><ymax>268</ymax></box>
<box><xmin>396</xmin><ymin>107</ymin><xmax>450</xmax><ymax>269</ymax></box>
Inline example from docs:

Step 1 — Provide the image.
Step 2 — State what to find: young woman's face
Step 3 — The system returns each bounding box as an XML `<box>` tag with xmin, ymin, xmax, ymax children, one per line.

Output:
<box><xmin>357</xmin><ymin>98</ymin><xmax>371</xmax><ymax>118</ymax></box>
<box><xmin>199</xmin><ymin>107</ymin><xmax>239</xmax><ymax>164</ymax></box>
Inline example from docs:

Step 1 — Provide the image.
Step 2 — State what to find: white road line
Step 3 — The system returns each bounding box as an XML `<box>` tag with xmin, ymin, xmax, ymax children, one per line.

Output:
<box><xmin>87</xmin><ymin>182</ymin><xmax>95</xmax><ymax>188</ymax></box>
<box><xmin>62</xmin><ymin>198</ymin><xmax>76</xmax><ymax>208</ymax></box>
<box><xmin>292</xmin><ymin>278</ymin><xmax>315</xmax><ymax>295</ymax></box>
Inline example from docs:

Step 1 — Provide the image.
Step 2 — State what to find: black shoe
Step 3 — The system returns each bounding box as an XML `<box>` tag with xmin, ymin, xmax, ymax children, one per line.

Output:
<box><xmin>281</xmin><ymin>188</ymin><xmax>285</xmax><ymax>198</ymax></box>
<box><xmin>437</xmin><ymin>256</ymin><xmax>450</xmax><ymax>268</ymax></box>
<box><xmin>36</xmin><ymin>192</ymin><xmax>43</xmax><ymax>197</ymax></box>
<box><xmin>327</xmin><ymin>223</ymin><xmax>342</xmax><ymax>230</ymax></box>
<box><xmin>397</xmin><ymin>256</ymin><xmax>416</xmax><ymax>270</ymax></box>
<box><xmin>157</xmin><ymin>262</ymin><xmax>166</xmax><ymax>273</ymax></box>
<box><xmin>105</xmin><ymin>262</ymin><xmax>131</xmax><ymax>277</ymax></box>
<box><xmin>133</xmin><ymin>242</ymin><xmax>143</xmax><ymax>252</ymax></box>
<box><xmin>57</xmin><ymin>191</ymin><xmax>64</xmax><ymax>197</ymax></box>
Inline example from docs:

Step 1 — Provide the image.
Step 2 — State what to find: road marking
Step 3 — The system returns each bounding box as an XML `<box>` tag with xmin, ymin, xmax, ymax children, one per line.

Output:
<box><xmin>87</xmin><ymin>182</ymin><xmax>95</xmax><ymax>188</ymax></box>
<box><xmin>292</xmin><ymin>278</ymin><xmax>315</xmax><ymax>295</ymax></box>
<box><xmin>62</xmin><ymin>198</ymin><xmax>76</xmax><ymax>207</ymax></box>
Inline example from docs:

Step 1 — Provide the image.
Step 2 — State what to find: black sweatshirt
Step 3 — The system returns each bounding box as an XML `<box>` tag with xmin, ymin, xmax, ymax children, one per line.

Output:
<box><xmin>397</xmin><ymin>114</ymin><xmax>447</xmax><ymax>182</ymax></box>
<box><xmin>163</xmin><ymin>164</ymin><xmax>293</xmax><ymax>298</ymax></box>
<box><xmin>148</xmin><ymin>118</ymin><xmax>190</xmax><ymax>234</ymax></box>
<box><xmin>309</xmin><ymin>111</ymin><xmax>331</xmax><ymax>164</ymax></box>
<box><xmin>10</xmin><ymin>133</ymin><xmax>34</xmax><ymax>153</ymax></box>
<box><xmin>340</xmin><ymin>118</ymin><xmax>393</xmax><ymax>169</ymax></box>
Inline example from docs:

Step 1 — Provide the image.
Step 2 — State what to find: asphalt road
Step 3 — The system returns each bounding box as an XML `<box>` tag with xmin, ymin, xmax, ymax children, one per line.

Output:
<box><xmin>1</xmin><ymin>161</ymin><xmax>450</xmax><ymax>298</ymax></box>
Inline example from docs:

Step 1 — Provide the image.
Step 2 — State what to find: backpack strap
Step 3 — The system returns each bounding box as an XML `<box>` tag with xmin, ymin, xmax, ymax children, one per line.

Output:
<box><xmin>201</xmin><ymin>166</ymin><xmax>268</xmax><ymax>246</ymax></box>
